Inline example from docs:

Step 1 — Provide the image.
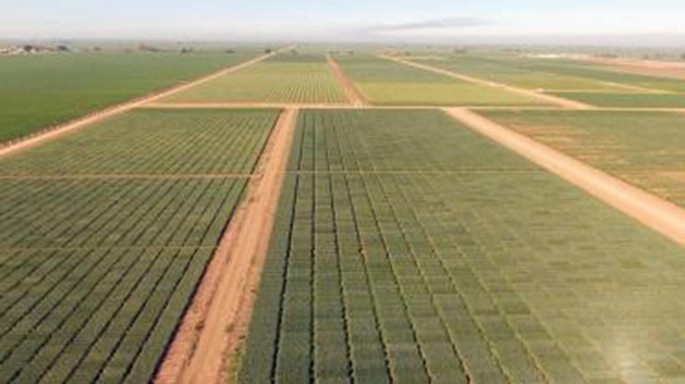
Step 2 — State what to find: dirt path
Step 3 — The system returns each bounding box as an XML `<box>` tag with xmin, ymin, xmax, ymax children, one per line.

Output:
<box><xmin>155</xmin><ymin>108</ymin><xmax>299</xmax><ymax>384</ymax></box>
<box><xmin>446</xmin><ymin>108</ymin><xmax>685</xmax><ymax>247</ymax></box>
<box><xmin>326</xmin><ymin>54</ymin><xmax>366</xmax><ymax>107</ymax></box>
<box><xmin>0</xmin><ymin>50</ymin><xmax>287</xmax><ymax>159</ymax></box>
<box><xmin>381</xmin><ymin>55</ymin><xmax>595</xmax><ymax>110</ymax></box>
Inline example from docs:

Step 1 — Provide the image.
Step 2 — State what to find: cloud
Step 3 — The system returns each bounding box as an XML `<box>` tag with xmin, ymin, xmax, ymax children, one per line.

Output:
<box><xmin>367</xmin><ymin>17</ymin><xmax>489</xmax><ymax>33</ymax></box>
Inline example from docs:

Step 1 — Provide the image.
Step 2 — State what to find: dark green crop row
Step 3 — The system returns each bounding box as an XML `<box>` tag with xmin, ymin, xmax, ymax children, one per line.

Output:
<box><xmin>239</xmin><ymin>110</ymin><xmax>685</xmax><ymax>384</ymax></box>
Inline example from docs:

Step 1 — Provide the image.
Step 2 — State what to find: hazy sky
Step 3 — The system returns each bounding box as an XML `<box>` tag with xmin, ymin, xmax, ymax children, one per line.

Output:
<box><xmin>2</xmin><ymin>0</ymin><xmax>685</xmax><ymax>45</ymax></box>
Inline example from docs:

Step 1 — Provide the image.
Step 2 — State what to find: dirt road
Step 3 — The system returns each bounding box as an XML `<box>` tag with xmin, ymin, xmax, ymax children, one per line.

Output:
<box><xmin>0</xmin><ymin>50</ymin><xmax>285</xmax><ymax>159</ymax></box>
<box><xmin>381</xmin><ymin>55</ymin><xmax>594</xmax><ymax>110</ymax></box>
<box><xmin>446</xmin><ymin>108</ymin><xmax>685</xmax><ymax>247</ymax></box>
<box><xmin>155</xmin><ymin>108</ymin><xmax>299</xmax><ymax>384</ymax></box>
<box><xmin>326</xmin><ymin>54</ymin><xmax>366</xmax><ymax>107</ymax></box>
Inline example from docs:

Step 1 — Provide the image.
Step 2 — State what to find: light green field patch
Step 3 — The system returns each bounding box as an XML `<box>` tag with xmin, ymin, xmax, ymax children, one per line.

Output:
<box><xmin>162</xmin><ymin>59</ymin><xmax>348</xmax><ymax>104</ymax></box>
<box><xmin>413</xmin><ymin>56</ymin><xmax>629</xmax><ymax>92</ymax></box>
<box><xmin>336</xmin><ymin>55</ymin><xmax>547</xmax><ymax>106</ymax></box>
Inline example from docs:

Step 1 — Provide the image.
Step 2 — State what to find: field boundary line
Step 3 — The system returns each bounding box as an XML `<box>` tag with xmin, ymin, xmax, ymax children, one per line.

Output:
<box><xmin>380</xmin><ymin>54</ymin><xmax>595</xmax><ymax>110</ymax></box>
<box><xmin>0</xmin><ymin>48</ymin><xmax>293</xmax><ymax>159</ymax></box>
<box><xmin>446</xmin><ymin>107</ymin><xmax>685</xmax><ymax>247</ymax></box>
<box><xmin>155</xmin><ymin>108</ymin><xmax>299</xmax><ymax>384</ymax></box>
<box><xmin>326</xmin><ymin>54</ymin><xmax>366</xmax><ymax>107</ymax></box>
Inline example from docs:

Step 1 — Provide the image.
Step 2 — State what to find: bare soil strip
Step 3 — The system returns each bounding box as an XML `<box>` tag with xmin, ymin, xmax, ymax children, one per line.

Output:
<box><xmin>446</xmin><ymin>108</ymin><xmax>685</xmax><ymax>247</ymax></box>
<box><xmin>155</xmin><ymin>108</ymin><xmax>299</xmax><ymax>384</ymax></box>
<box><xmin>326</xmin><ymin>54</ymin><xmax>366</xmax><ymax>107</ymax></box>
<box><xmin>381</xmin><ymin>55</ymin><xmax>595</xmax><ymax>110</ymax></box>
<box><xmin>0</xmin><ymin>50</ymin><xmax>285</xmax><ymax>159</ymax></box>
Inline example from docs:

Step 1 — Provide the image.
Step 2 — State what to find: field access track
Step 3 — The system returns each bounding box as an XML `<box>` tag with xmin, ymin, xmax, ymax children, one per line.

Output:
<box><xmin>479</xmin><ymin>110</ymin><xmax>685</xmax><ymax>209</ymax></box>
<box><xmin>237</xmin><ymin>109</ymin><xmax>685</xmax><ymax>384</ymax></box>
<box><xmin>0</xmin><ymin>109</ymin><xmax>279</xmax><ymax>384</ymax></box>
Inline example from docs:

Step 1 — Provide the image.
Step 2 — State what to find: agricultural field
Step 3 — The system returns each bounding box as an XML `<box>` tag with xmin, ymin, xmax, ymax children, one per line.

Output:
<box><xmin>161</xmin><ymin>53</ymin><xmax>348</xmax><ymax>104</ymax></box>
<box><xmin>0</xmin><ymin>52</ymin><xmax>257</xmax><ymax>144</ymax></box>
<box><xmin>333</xmin><ymin>55</ymin><xmax>547</xmax><ymax>106</ymax></box>
<box><xmin>405</xmin><ymin>54</ymin><xmax>685</xmax><ymax>107</ymax></box>
<box><xmin>480</xmin><ymin>110</ymin><xmax>685</xmax><ymax>206</ymax></box>
<box><xmin>408</xmin><ymin>55</ymin><xmax>631</xmax><ymax>92</ymax></box>
<box><xmin>0</xmin><ymin>109</ymin><xmax>278</xmax><ymax>383</ymax></box>
<box><xmin>237</xmin><ymin>110</ymin><xmax>685</xmax><ymax>384</ymax></box>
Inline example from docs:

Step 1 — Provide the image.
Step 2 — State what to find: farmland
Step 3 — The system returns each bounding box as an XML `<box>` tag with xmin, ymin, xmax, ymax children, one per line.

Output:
<box><xmin>0</xmin><ymin>109</ymin><xmax>277</xmax><ymax>383</ymax></box>
<box><xmin>161</xmin><ymin>54</ymin><xmax>349</xmax><ymax>104</ymax></box>
<box><xmin>408</xmin><ymin>55</ymin><xmax>631</xmax><ymax>91</ymax></box>
<box><xmin>480</xmin><ymin>110</ymin><xmax>685</xmax><ymax>206</ymax></box>
<box><xmin>333</xmin><ymin>55</ymin><xmax>547</xmax><ymax>106</ymax></box>
<box><xmin>546</xmin><ymin>92</ymin><xmax>685</xmax><ymax>108</ymax></box>
<box><xmin>238</xmin><ymin>110</ymin><xmax>685</xmax><ymax>384</ymax></box>
<box><xmin>405</xmin><ymin>54</ymin><xmax>685</xmax><ymax>107</ymax></box>
<box><xmin>2</xmin><ymin>44</ymin><xmax>685</xmax><ymax>384</ymax></box>
<box><xmin>0</xmin><ymin>52</ymin><xmax>257</xmax><ymax>144</ymax></box>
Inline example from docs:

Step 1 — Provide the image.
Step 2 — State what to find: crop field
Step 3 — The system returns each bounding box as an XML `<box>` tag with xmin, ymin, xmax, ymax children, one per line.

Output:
<box><xmin>161</xmin><ymin>54</ymin><xmax>348</xmax><ymax>104</ymax></box>
<box><xmin>3</xmin><ymin>45</ymin><xmax>685</xmax><ymax>384</ymax></box>
<box><xmin>409</xmin><ymin>55</ymin><xmax>631</xmax><ymax>91</ymax></box>
<box><xmin>546</xmin><ymin>92</ymin><xmax>685</xmax><ymax>108</ymax></box>
<box><xmin>0</xmin><ymin>109</ymin><xmax>278</xmax><ymax>383</ymax></box>
<box><xmin>0</xmin><ymin>109</ymin><xmax>277</xmax><ymax>176</ymax></box>
<box><xmin>0</xmin><ymin>52</ymin><xmax>257</xmax><ymax>144</ymax></box>
<box><xmin>521</xmin><ymin>59</ymin><xmax>685</xmax><ymax>93</ymax></box>
<box><xmin>333</xmin><ymin>55</ymin><xmax>546</xmax><ymax>106</ymax></box>
<box><xmin>480</xmin><ymin>110</ymin><xmax>685</xmax><ymax>206</ymax></box>
<box><xmin>237</xmin><ymin>110</ymin><xmax>685</xmax><ymax>384</ymax></box>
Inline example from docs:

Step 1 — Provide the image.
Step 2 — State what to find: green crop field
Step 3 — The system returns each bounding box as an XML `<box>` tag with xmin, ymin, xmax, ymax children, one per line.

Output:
<box><xmin>161</xmin><ymin>54</ymin><xmax>348</xmax><ymax>104</ymax></box>
<box><xmin>481</xmin><ymin>110</ymin><xmax>685</xmax><ymax>207</ymax></box>
<box><xmin>521</xmin><ymin>59</ymin><xmax>685</xmax><ymax>93</ymax></box>
<box><xmin>409</xmin><ymin>55</ymin><xmax>628</xmax><ymax>91</ymax></box>
<box><xmin>334</xmin><ymin>55</ymin><xmax>547</xmax><ymax>106</ymax></box>
<box><xmin>0</xmin><ymin>109</ymin><xmax>277</xmax><ymax>176</ymax></box>
<box><xmin>0</xmin><ymin>109</ymin><xmax>278</xmax><ymax>383</ymax></box>
<box><xmin>546</xmin><ymin>92</ymin><xmax>685</xmax><ymax>108</ymax></box>
<box><xmin>237</xmin><ymin>109</ymin><xmax>685</xmax><ymax>384</ymax></box>
<box><xmin>0</xmin><ymin>52</ymin><xmax>257</xmax><ymax>144</ymax></box>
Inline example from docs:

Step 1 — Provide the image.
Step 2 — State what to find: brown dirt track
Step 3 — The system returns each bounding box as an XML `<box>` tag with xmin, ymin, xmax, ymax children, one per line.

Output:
<box><xmin>326</xmin><ymin>54</ymin><xmax>366</xmax><ymax>107</ymax></box>
<box><xmin>154</xmin><ymin>108</ymin><xmax>299</xmax><ymax>384</ymax></box>
<box><xmin>446</xmin><ymin>108</ymin><xmax>685</xmax><ymax>247</ymax></box>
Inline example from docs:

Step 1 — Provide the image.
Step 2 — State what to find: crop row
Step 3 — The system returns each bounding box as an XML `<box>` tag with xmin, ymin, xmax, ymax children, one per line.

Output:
<box><xmin>0</xmin><ymin>109</ymin><xmax>277</xmax><ymax>176</ymax></box>
<box><xmin>162</xmin><ymin>56</ymin><xmax>349</xmax><ymax>104</ymax></box>
<box><xmin>239</xmin><ymin>110</ymin><xmax>685</xmax><ymax>384</ymax></box>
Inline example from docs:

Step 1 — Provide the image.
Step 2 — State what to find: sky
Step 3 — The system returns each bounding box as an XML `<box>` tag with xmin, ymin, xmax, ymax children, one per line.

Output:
<box><xmin>2</xmin><ymin>0</ymin><xmax>685</xmax><ymax>46</ymax></box>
